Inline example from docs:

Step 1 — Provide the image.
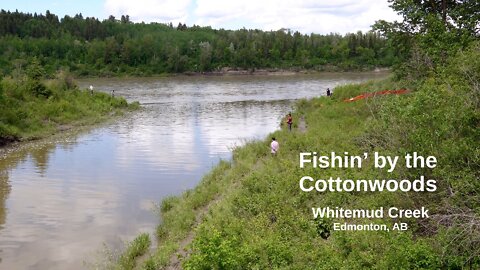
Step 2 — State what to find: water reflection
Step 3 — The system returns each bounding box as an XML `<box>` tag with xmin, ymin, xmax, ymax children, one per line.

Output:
<box><xmin>0</xmin><ymin>72</ymin><xmax>388</xmax><ymax>269</ymax></box>
<box><xmin>0</xmin><ymin>138</ymin><xmax>150</xmax><ymax>269</ymax></box>
<box><xmin>0</xmin><ymin>137</ymin><xmax>88</xmax><ymax>267</ymax></box>
<box><xmin>0</xmin><ymin>170</ymin><xmax>10</xmax><ymax>229</ymax></box>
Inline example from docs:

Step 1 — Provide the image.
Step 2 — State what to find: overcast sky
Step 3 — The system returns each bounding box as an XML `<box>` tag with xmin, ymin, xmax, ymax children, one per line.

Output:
<box><xmin>1</xmin><ymin>0</ymin><xmax>400</xmax><ymax>34</ymax></box>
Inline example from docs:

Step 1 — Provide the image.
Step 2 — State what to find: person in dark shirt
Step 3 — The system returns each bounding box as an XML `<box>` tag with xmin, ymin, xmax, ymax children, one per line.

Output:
<box><xmin>286</xmin><ymin>113</ymin><xmax>293</xmax><ymax>131</ymax></box>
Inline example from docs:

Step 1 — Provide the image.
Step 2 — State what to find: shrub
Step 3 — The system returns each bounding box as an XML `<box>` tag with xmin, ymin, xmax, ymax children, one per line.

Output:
<box><xmin>26</xmin><ymin>79</ymin><xmax>51</xmax><ymax>98</ymax></box>
<box><xmin>117</xmin><ymin>233</ymin><xmax>151</xmax><ymax>270</ymax></box>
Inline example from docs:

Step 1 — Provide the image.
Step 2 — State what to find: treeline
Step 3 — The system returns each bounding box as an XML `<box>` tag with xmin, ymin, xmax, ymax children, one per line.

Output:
<box><xmin>0</xmin><ymin>10</ymin><xmax>396</xmax><ymax>76</ymax></box>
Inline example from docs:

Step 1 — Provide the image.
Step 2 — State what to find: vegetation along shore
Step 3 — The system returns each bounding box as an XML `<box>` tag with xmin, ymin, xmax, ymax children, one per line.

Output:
<box><xmin>105</xmin><ymin>1</ymin><xmax>478</xmax><ymax>268</ymax></box>
<box><xmin>109</xmin><ymin>39</ymin><xmax>479</xmax><ymax>269</ymax></box>
<box><xmin>1</xmin><ymin>0</ymin><xmax>478</xmax><ymax>269</ymax></box>
<box><xmin>0</xmin><ymin>59</ymin><xmax>139</xmax><ymax>147</ymax></box>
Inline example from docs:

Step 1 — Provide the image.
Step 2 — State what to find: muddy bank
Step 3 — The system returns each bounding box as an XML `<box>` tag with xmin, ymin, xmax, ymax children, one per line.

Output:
<box><xmin>0</xmin><ymin>136</ymin><xmax>18</xmax><ymax>147</ymax></box>
<box><xmin>181</xmin><ymin>67</ymin><xmax>390</xmax><ymax>76</ymax></box>
<box><xmin>183</xmin><ymin>68</ymin><xmax>299</xmax><ymax>76</ymax></box>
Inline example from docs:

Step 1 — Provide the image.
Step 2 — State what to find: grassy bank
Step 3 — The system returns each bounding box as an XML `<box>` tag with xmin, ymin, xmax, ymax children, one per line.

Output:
<box><xmin>113</xmin><ymin>43</ymin><xmax>478</xmax><ymax>269</ymax></box>
<box><xmin>0</xmin><ymin>70</ymin><xmax>139</xmax><ymax>146</ymax></box>
<box><xmin>124</xmin><ymin>79</ymin><xmax>418</xmax><ymax>270</ymax></box>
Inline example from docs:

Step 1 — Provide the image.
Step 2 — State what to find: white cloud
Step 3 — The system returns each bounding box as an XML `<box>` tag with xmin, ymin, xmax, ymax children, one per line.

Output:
<box><xmin>103</xmin><ymin>0</ymin><xmax>400</xmax><ymax>34</ymax></box>
<box><xmin>194</xmin><ymin>0</ymin><xmax>400</xmax><ymax>34</ymax></box>
<box><xmin>104</xmin><ymin>0</ymin><xmax>192</xmax><ymax>23</ymax></box>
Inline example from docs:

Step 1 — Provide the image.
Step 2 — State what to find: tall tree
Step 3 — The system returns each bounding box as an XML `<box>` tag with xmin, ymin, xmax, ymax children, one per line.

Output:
<box><xmin>374</xmin><ymin>0</ymin><xmax>479</xmax><ymax>67</ymax></box>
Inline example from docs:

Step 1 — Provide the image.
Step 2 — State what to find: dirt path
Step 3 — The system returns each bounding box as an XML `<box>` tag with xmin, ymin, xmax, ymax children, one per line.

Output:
<box><xmin>298</xmin><ymin>116</ymin><xmax>307</xmax><ymax>133</ymax></box>
<box><xmin>161</xmin><ymin>159</ymin><xmax>264</xmax><ymax>270</ymax></box>
<box><xmin>137</xmin><ymin>118</ymin><xmax>296</xmax><ymax>269</ymax></box>
<box><xmin>132</xmin><ymin>194</ymin><xmax>220</xmax><ymax>270</ymax></box>
<box><xmin>164</xmin><ymin>194</ymin><xmax>222</xmax><ymax>270</ymax></box>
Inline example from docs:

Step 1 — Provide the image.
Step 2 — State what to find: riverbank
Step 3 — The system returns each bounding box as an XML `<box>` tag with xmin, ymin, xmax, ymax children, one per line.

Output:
<box><xmin>2</xmin><ymin>70</ymin><xmax>386</xmax><ymax>269</ymax></box>
<box><xmin>138</xmin><ymin>78</ymin><xmax>424</xmax><ymax>269</ymax></box>
<box><xmin>121</xmin><ymin>78</ymin><xmax>414</xmax><ymax>269</ymax></box>
<box><xmin>0</xmin><ymin>76</ymin><xmax>140</xmax><ymax>148</ymax></box>
<box><xmin>75</xmin><ymin>67</ymin><xmax>391</xmax><ymax>80</ymax></box>
<box><xmin>116</xmin><ymin>43</ymin><xmax>479</xmax><ymax>269</ymax></box>
<box><xmin>167</xmin><ymin>67</ymin><xmax>391</xmax><ymax>77</ymax></box>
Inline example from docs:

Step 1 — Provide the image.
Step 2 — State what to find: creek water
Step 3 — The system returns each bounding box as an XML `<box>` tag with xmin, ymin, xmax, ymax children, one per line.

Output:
<box><xmin>0</xmin><ymin>72</ymin><xmax>387</xmax><ymax>269</ymax></box>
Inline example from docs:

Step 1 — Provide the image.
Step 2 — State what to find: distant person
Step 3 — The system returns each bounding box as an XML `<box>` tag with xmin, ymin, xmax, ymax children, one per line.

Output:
<box><xmin>89</xmin><ymin>85</ymin><xmax>94</xmax><ymax>95</ymax></box>
<box><xmin>326</xmin><ymin>88</ymin><xmax>331</xmax><ymax>97</ymax></box>
<box><xmin>286</xmin><ymin>113</ymin><xmax>293</xmax><ymax>131</ymax></box>
<box><xmin>271</xmin><ymin>137</ymin><xmax>279</xmax><ymax>155</ymax></box>
<box><xmin>111</xmin><ymin>90</ymin><xmax>115</xmax><ymax>97</ymax></box>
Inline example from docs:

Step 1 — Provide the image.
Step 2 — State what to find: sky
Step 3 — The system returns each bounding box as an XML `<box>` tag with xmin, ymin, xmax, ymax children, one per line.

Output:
<box><xmin>0</xmin><ymin>0</ymin><xmax>401</xmax><ymax>34</ymax></box>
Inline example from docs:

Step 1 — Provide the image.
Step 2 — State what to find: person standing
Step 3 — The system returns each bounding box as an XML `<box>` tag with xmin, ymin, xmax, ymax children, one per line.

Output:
<box><xmin>271</xmin><ymin>137</ymin><xmax>279</xmax><ymax>155</ymax></box>
<box><xmin>326</xmin><ymin>88</ymin><xmax>331</xmax><ymax>97</ymax></box>
<box><xmin>286</xmin><ymin>113</ymin><xmax>293</xmax><ymax>131</ymax></box>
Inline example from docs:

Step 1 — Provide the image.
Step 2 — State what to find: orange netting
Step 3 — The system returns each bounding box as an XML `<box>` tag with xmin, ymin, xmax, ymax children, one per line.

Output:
<box><xmin>343</xmin><ymin>89</ymin><xmax>410</xmax><ymax>102</ymax></box>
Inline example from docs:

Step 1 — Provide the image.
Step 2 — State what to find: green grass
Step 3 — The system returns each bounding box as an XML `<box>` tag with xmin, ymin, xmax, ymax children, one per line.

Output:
<box><xmin>117</xmin><ymin>233</ymin><xmax>151</xmax><ymax>270</ymax></box>
<box><xmin>133</xmin><ymin>78</ymin><xmax>435</xmax><ymax>269</ymax></box>
<box><xmin>120</xmin><ymin>42</ymin><xmax>479</xmax><ymax>269</ymax></box>
<box><xmin>0</xmin><ymin>75</ymin><xmax>139</xmax><ymax>145</ymax></box>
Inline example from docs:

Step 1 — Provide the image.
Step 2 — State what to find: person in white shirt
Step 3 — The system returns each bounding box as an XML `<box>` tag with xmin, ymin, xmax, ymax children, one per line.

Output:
<box><xmin>270</xmin><ymin>137</ymin><xmax>279</xmax><ymax>155</ymax></box>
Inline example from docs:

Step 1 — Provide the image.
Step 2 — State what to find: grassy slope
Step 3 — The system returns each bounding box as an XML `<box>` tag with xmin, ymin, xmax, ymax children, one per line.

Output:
<box><xmin>183</xmin><ymin>82</ymin><xmax>439</xmax><ymax>270</ymax></box>
<box><xmin>115</xmin><ymin>43</ymin><xmax>478</xmax><ymax>270</ymax></box>
<box><xmin>125</xmin><ymin>79</ymin><xmax>435</xmax><ymax>270</ymax></box>
<box><xmin>0</xmin><ymin>76</ymin><xmax>139</xmax><ymax>145</ymax></box>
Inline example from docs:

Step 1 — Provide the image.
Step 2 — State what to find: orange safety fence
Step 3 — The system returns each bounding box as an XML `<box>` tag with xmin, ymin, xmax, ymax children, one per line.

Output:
<box><xmin>343</xmin><ymin>89</ymin><xmax>411</xmax><ymax>102</ymax></box>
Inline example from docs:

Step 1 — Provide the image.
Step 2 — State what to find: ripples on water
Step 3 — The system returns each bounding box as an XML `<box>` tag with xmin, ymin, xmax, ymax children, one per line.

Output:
<box><xmin>0</xmin><ymin>72</ymin><xmax>387</xmax><ymax>269</ymax></box>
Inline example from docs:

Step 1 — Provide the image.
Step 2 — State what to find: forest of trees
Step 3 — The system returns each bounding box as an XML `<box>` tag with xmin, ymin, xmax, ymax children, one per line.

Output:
<box><xmin>0</xmin><ymin>10</ymin><xmax>397</xmax><ymax>77</ymax></box>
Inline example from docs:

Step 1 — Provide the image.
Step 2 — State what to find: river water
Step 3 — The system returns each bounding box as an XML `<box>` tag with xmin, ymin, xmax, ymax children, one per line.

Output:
<box><xmin>0</xmin><ymin>72</ymin><xmax>387</xmax><ymax>269</ymax></box>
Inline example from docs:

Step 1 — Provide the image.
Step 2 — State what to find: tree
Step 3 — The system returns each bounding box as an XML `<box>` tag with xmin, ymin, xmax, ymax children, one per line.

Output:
<box><xmin>121</xmin><ymin>15</ymin><xmax>130</xmax><ymax>24</ymax></box>
<box><xmin>0</xmin><ymin>10</ymin><xmax>396</xmax><ymax>76</ymax></box>
<box><xmin>27</xmin><ymin>57</ymin><xmax>45</xmax><ymax>80</ymax></box>
<box><xmin>199</xmin><ymin>41</ymin><xmax>212</xmax><ymax>71</ymax></box>
<box><xmin>26</xmin><ymin>58</ymin><xmax>50</xmax><ymax>97</ymax></box>
<box><xmin>373</xmin><ymin>0</ymin><xmax>479</xmax><ymax>67</ymax></box>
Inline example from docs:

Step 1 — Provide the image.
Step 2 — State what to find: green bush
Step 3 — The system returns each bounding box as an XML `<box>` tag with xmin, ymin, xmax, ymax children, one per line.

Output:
<box><xmin>0</xmin><ymin>75</ymin><xmax>137</xmax><ymax>143</ymax></box>
<box><xmin>184</xmin><ymin>228</ymin><xmax>245</xmax><ymax>270</ymax></box>
<box><xmin>363</xmin><ymin>42</ymin><xmax>480</xmax><ymax>267</ymax></box>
